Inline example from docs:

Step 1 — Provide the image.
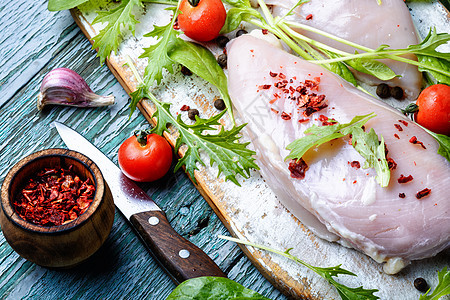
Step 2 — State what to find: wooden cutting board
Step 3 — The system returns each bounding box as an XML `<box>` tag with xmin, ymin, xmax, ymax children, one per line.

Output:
<box><xmin>70</xmin><ymin>1</ymin><xmax>450</xmax><ymax>299</ymax></box>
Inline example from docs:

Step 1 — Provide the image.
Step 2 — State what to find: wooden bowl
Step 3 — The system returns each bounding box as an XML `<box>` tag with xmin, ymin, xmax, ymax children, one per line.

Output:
<box><xmin>0</xmin><ymin>148</ymin><xmax>115</xmax><ymax>268</ymax></box>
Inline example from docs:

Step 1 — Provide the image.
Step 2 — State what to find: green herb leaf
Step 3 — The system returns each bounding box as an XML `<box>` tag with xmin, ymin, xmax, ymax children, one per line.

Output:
<box><xmin>131</xmin><ymin>86</ymin><xmax>258</xmax><ymax>185</ymax></box>
<box><xmin>419</xmin><ymin>267</ymin><xmax>450</xmax><ymax>300</ymax></box>
<box><xmin>286</xmin><ymin>113</ymin><xmax>390</xmax><ymax>187</ymax></box>
<box><xmin>166</xmin><ymin>276</ymin><xmax>271</xmax><ymax>300</ymax></box>
<box><xmin>345</xmin><ymin>54</ymin><xmax>398</xmax><ymax>81</ymax></box>
<box><xmin>220</xmin><ymin>236</ymin><xmax>380</xmax><ymax>300</ymax></box>
<box><xmin>323</xmin><ymin>50</ymin><xmax>358</xmax><ymax>86</ymax></box>
<box><xmin>140</xmin><ymin>10</ymin><xmax>180</xmax><ymax>88</ymax></box>
<box><xmin>169</xmin><ymin>40</ymin><xmax>235</xmax><ymax>124</ymax></box>
<box><xmin>48</xmin><ymin>0</ymin><xmax>89</xmax><ymax>11</ymax></box>
<box><xmin>416</xmin><ymin>55</ymin><xmax>450</xmax><ymax>85</ymax></box>
<box><xmin>92</xmin><ymin>0</ymin><xmax>142</xmax><ymax>64</ymax></box>
<box><xmin>285</xmin><ymin>114</ymin><xmax>375</xmax><ymax>161</ymax></box>
<box><xmin>349</xmin><ymin>127</ymin><xmax>390</xmax><ymax>187</ymax></box>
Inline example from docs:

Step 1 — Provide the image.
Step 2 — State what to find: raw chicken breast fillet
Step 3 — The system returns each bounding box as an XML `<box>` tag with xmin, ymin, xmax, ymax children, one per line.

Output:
<box><xmin>227</xmin><ymin>35</ymin><xmax>449</xmax><ymax>274</ymax></box>
<box><xmin>266</xmin><ymin>0</ymin><xmax>423</xmax><ymax>99</ymax></box>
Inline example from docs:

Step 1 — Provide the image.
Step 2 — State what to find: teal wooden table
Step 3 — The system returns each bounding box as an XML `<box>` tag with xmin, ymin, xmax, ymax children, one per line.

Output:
<box><xmin>0</xmin><ymin>1</ymin><xmax>286</xmax><ymax>299</ymax></box>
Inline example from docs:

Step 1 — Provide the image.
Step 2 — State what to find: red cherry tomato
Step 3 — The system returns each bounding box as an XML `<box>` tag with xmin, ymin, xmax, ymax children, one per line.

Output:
<box><xmin>415</xmin><ymin>84</ymin><xmax>450</xmax><ymax>136</ymax></box>
<box><xmin>118</xmin><ymin>131</ymin><xmax>172</xmax><ymax>182</ymax></box>
<box><xmin>178</xmin><ymin>0</ymin><xmax>227</xmax><ymax>42</ymax></box>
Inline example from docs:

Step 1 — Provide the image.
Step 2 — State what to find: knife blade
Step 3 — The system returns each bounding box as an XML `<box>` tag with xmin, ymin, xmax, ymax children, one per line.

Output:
<box><xmin>54</xmin><ymin>122</ymin><xmax>226</xmax><ymax>283</ymax></box>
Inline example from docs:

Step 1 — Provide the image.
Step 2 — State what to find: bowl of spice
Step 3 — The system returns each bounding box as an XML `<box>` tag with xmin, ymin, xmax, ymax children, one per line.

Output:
<box><xmin>0</xmin><ymin>148</ymin><xmax>115</xmax><ymax>268</ymax></box>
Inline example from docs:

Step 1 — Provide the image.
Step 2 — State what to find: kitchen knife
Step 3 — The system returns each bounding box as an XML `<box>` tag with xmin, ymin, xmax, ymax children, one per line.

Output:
<box><xmin>54</xmin><ymin>122</ymin><xmax>226</xmax><ymax>283</ymax></box>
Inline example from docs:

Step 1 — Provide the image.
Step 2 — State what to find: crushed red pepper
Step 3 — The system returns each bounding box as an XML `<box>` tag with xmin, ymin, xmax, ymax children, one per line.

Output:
<box><xmin>350</xmin><ymin>161</ymin><xmax>361</xmax><ymax>169</ymax></box>
<box><xmin>409</xmin><ymin>136</ymin><xmax>427</xmax><ymax>149</ymax></box>
<box><xmin>387</xmin><ymin>157</ymin><xmax>397</xmax><ymax>170</ymax></box>
<box><xmin>394</xmin><ymin>124</ymin><xmax>403</xmax><ymax>131</ymax></box>
<box><xmin>13</xmin><ymin>165</ymin><xmax>95</xmax><ymax>226</ymax></box>
<box><xmin>398</xmin><ymin>174</ymin><xmax>414</xmax><ymax>183</ymax></box>
<box><xmin>394</xmin><ymin>133</ymin><xmax>400</xmax><ymax>139</ymax></box>
<box><xmin>306</xmin><ymin>14</ymin><xmax>313</xmax><ymax>20</ymax></box>
<box><xmin>180</xmin><ymin>105</ymin><xmax>190</xmax><ymax>111</ymax></box>
<box><xmin>289</xmin><ymin>158</ymin><xmax>309</xmax><ymax>179</ymax></box>
<box><xmin>416</xmin><ymin>188</ymin><xmax>431</xmax><ymax>199</ymax></box>
<box><xmin>398</xmin><ymin>120</ymin><xmax>408</xmax><ymax>126</ymax></box>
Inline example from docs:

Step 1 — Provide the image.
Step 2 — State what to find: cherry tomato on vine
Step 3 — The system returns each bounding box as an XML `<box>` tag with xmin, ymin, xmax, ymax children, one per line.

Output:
<box><xmin>178</xmin><ymin>0</ymin><xmax>227</xmax><ymax>42</ymax></box>
<box><xmin>415</xmin><ymin>84</ymin><xmax>450</xmax><ymax>136</ymax></box>
<box><xmin>118</xmin><ymin>131</ymin><xmax>173</xmax><ymax>182</ymax></box>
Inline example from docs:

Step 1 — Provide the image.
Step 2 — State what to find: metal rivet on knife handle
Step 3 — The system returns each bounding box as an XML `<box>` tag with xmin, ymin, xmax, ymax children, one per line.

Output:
<box><xmin>179</xmin><ymin>249</ymin><xmax>190</xmax><ymax>259</ymax></box>
<box><xmin>148</xmin><ymin>216</ymin><xmax>160</xmax><ymax>225</ymax></box>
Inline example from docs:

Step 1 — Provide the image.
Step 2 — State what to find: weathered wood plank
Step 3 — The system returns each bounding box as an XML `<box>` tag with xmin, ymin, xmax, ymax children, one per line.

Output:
<box><xmin>0</xmin><ymin>2</ymin><xmax>285</xmax><ymax>298</ymax></box>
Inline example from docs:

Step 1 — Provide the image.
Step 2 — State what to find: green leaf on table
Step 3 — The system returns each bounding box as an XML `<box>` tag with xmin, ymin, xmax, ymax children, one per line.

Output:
<box><xmin>166</xmin><ymin>276</ymin><xmax>270</xmax><ymax>300</ymax></box>
<box><xmin>419</xmin><ymin>267</ymin><xmax>450</xmax><ymax>300</ymax></box>
<box><xmin>220</xmin><ymin>236</ymin><xmax>380</xmax><ymax>300</ymax></box>
<box><xmin>48</xmin><ymin>0</ymin><xmax>89</xmax><ymax>11</ymax></box>
<box><xmin>92</xmin><ymin>0</ymin><xmax>143</xmax><ymax>64</ymax></box>
<box><xmin>140</xmin><ymin>10</ymin><xmax>180</xmax><ymax>88</ymax></box>
<box><xmin>131</xmin><ymin>86</ymin><xmax>258</xmax><ymax>185</ymax></box>
<box><xmin>169</xmin><ymin>40</ymin><xmax>235</xmax><ymax>123</ymax></box>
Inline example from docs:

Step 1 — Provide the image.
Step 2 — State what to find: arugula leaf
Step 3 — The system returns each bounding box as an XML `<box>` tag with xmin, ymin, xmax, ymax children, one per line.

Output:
<box><xmin>285</xmin><ymin>114</ymin><xmax>375</xmax><ymax>161</ymax></box>
<box><xmin>419</xmin><ymin>267</ymin><xmax>450</xmax><ymax>300</ymax></box>
<box><xmin>140</xmin><ymin>9</ymin><xmax>180</xmax><ymax>89</ymax></box>
<box><xmin>349</xmin><ymin>128</ymin><xmax>390</xmax><ymax>187</ymax></box>
<box><xmin>92</xmin><ymin>0</ymin><xmax>143</xmax><ymax>64</ymax></box>
<box><xmin>131</xmin><ymin>86</ymin><xmax>258</xmax><ymax>185</ymax></box>
<box><xmin>323</xmin><ymin>50</ymin><xmax>358</xmax><ymax>86</ymax></box>
<box><xmin>48</xmin><ymin>0</ymin><xmax>89</xmax><ymax>11</ymax></box>
<box><xmin>286</xmin><ymin>113</ymin><xmax>391</xmax><ymax>187</ymax></box>
<box><xmin>219</xmin><ymin>235</ymin><xmax>380</xmax><ymax>300</ymax></box>
<box><xmin>345</xmin><ymin>55</ymin><xmax>398</xmax><ymax>81</ymax></box>
<box><xmin>167</xmin><ymin>277</ymin><xmax>271</xmax><ymax>300</ymax></box>
<box><xmin>169</xmin><ymin>40</ymin><xmax>235</xmax><ymax>124</ymax></box>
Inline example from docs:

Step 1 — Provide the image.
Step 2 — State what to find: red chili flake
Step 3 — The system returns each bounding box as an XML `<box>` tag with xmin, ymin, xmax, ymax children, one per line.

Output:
<box><xmin>394</xmin><ymin>133</ymin><xmax>400</xmax><ymax>139</ymax></box>
<box><xmin>298</xmin><ymin>118</ymin><xmax>309</xmax><ymax>123</ymax></box>
<box><xmin>269</xmin><ymin>71</ymin><xmax>278</xmax><ymax>77</ymax></box>
<box><xmin>394</xmin><ymin>124</ymin><xmax>403</xmax><ymax>131</ymax></box>
<box><xmin>262</xmin><ymin>29</ymin><xmax>268</xmax><ymax>35</ymax></box>
<box><xmin>353</xmin><ymin>180</ymin><xmax>357</xmax><ymax>184</ymax></box>
<box><xmin>397</xmin><ymin>174</ymin><xmax>414</xmax><ymax>183</ymax></box>
<box><xmin>416</xmin><ymin>188</ymin><xmax>431</xmax><ymax>199</ymax></box>
<box><xmin>271</xmin><ymin>108</ymin><xmax>279</xmax><ymax>114</ymax></box>
<box><xmin>306</xmin><ymin>14</ymin><xmax>313</xmax><ymax>20</ymax></box>
<box><xmin>409</xmin><ymin>136</ymin><xmax>427</xmax><ymax>149</ymax></box>
<box><xmin>259</xmin><ymin>84</ymin><xmax>272</xmax><ymax>90</ymax></box>
<box><xmin>399</xmin><ymin>193</ymin><xmax>406</xmax><ymax>198</ymax></box>
<box><xmin>274</xmin><ymin>81</ymin><xmax>287</xmax><ymax>89</ymax></box>
<box><xmin>278</xmin><ymin>73</ymin><xmax>286</xmax><ymax>79</ymax></box>
<box><xmin>289</xmin><ymin>158</ymin><xmax>308</xmax><ymax>179</ymax></box>
<box><xmin>180</xmin><ymin>105</ymin><xmax>190</xmax><ymax>111</ymax></box>
<box><xmin>318</xmin><ymin>114</ymin><xmax>336</xmax><ymax>126</ymax></box>
<box><xmin>350</xmin><ymin>161</ymin><xmax>361</xmax><ymax>169</ymax></box>
<box><xmin>387</xmin><ymin>157</ymin><xmax>397</xmax><ymax>170</ymax></box>
<box><xmin>398</xmin><ymin>120</ymin><xmax>408</xmax><ymax>126</ymax></box>
<box><xmin>12</xmin><ymin>165</ymin><xmax>95</xmax><ymax>226</ymax></box>
<box><xmin>281</xmin><ymin>112</ymin><xmax>291</xmax><ymax>120</ymax></box>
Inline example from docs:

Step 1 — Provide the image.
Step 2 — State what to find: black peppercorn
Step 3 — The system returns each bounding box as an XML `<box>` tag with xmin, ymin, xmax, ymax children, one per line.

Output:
<box><xmin>216</xmin><ymin>36</ymin><xmax>229</xmax><ymax>48</ymax></box>
<box><xmin>217</xmin><ymin>54</ymin><xmax>227</xmax><ymax>68</ymax></box>
<box><xmin>188</xmin><ymin>109</ymin><xmax>199</xmax><ymax>120</ymax></box>
<box><xmin>214</xmin><ymin>99</ymin><xmax>226</xmax><ymax>110</ymax></box>
<box><xmin>236</xmin><ymin>29</ymin><xmax>248</xmax><ymax>37</ymax></box>
<box><xmin>180</xmin><ymin>66</ymin><xmax>192</xmax><ymax>76</ymax></box>
<box><xmin>376</xmin><ymin>83</ymin><xmax>390</xmax><ymax>98</ymax></box>
<box><xmin>391</xmin><ymin>86</ymin><xmax>404</xmax><ymax>100</ymax></box>
<box><xmin>414</xmin><ymin>278</ymin><xmax>429</xmax><ymax>293</ymax></box>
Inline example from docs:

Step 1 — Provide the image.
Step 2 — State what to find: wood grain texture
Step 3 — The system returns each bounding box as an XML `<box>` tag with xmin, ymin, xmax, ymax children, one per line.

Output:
<box><xmin>0</xmin><ymin>149</ymin><xmax>115</xmax><ymax>268</ymax></box>
<box><xmin>69</xmin><ymin>1</ymin><xmax>450</xmax><ymax>299</ymax></box>
<box><xmin>0</xmin><ymin>1</ymin><xmax>285</xmax><ymax>298</ymax></box>
<box><xmin>130</xmin><ymin>210</ymin><xmax>227</xmax><ymax>282</ymax></box>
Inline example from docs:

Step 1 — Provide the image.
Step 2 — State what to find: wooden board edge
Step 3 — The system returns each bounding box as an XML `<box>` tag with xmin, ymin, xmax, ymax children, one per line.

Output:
<box><xmin>69</xmin><ymin>8</ymin><xmax>312</xmax><ymax>299</ymax></box>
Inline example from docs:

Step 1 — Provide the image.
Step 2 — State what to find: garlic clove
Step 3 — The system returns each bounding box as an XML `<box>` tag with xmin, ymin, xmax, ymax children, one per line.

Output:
<box><xmin>37</xmin><ymin>68</ymin><xmax>115</xmax><ymax>111</ymax></box>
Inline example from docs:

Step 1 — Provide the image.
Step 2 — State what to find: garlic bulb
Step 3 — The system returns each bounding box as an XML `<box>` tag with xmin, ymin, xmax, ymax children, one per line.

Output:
<box><xmin>37</xmin><ymin>68</ymin><xmax>115</xmax><ymax>110</ymax></box>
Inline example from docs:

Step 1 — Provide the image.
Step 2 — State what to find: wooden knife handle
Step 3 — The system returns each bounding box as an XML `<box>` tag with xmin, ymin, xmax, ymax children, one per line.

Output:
<box><xmin>130</xmin><ymin>210</ymin><xmax>227</xmax><ymax>284</ymax></box>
